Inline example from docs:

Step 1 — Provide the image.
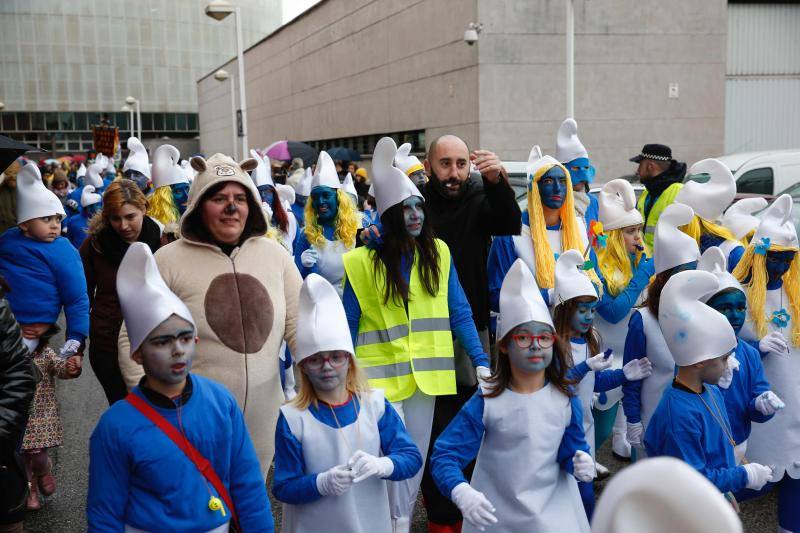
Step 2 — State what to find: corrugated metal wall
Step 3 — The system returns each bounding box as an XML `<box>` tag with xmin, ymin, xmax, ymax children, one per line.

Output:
<box><xmin>725</xmin><ymin>3</ymin><xmax>800</xmax><ymax>153</ymax></box>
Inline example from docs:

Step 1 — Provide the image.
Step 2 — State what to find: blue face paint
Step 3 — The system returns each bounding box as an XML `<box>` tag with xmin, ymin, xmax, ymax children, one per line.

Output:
<box><xmin>506</xmin><ymin>321</ymin><xmax>554</xmax><ymax>373</ymax></box>
<box><xmin>170</xmin><ymin>183</ymin><xmax>191</xmax><ymax>214</ymax></box>
<box><xmin>671</xmin><ymin>261</ymin><xmax>698</xmax><ymax>275</ymax></box>
<box><xmin>311</xmin><ymin>186</ymin><xmax>338</xmax><ymax>224</ymax></box>
<box><xmin>566</xmin><ymin>157</ymin><xmax>595</xmax><ymax>185</ymax></box>
<box><xmin>85</xmin><ymin>203</ymin><xmax>102</xmax><ymax>217</ymax></box>
<box><xmin>402</xmin><ymin>196</ymin><xmax>425</xmax><ymax>237</ymax></box>
<box><xmin>706</xmin><ymin>289</ymin><xmax>747</xmax><ymax>336</ymax></box>
<box><xmin>766</xmin><ymin>250</ymin><xmax>795</xmax><ymax>283</ymax></box>
<box><xmin>105</xmin><ymin>170</ymin><xmax>116</xmax><ymax>180</ymax></box>
<box><xmin>537</xmin><ymin>166</ymin><xmax>567</xmax><ymax>210</ymax></box>
<box><xmin>570</xmin><ymin>299</ymin><xmax>598</xmax><ymax>335</ymax></box>
<box><xmin>125</xmin><ymin>170</ymin><xmax>150</xmax><ymax>193</ymax></box>
<box><xmin>257</xmin><ymin>184</ymin><xmax>275</xmax><ymax>208</ymax></box>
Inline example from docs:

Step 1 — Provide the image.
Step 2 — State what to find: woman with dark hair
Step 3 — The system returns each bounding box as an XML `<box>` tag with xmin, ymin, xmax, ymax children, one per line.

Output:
<box><xmin>80</xmin><ymin>179</ymin><xmax>161</xmax><ymax>404</ymax></box>
<box><xmin>622</xmin><ymin>203</ymin><xmax>699</xmax><ymax>458</ymax></box>
<box><xmin>430</xmin><ymin>259</ymin><xmax>592</xmax><ymax>533</ymax></box>
<box><xmin>342</xmin><ymin>137</ymin><xmax>490</xmax><ymax>532</ymax></box>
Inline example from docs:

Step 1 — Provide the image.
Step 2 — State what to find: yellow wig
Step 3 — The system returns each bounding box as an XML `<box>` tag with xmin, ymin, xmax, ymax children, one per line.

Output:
<box><xmin>732</xmin><ymin>243</ymin><xmax>800</xmax><ymax>347</ymax></box>
<box><xmin>527</xmin><ymin>163</ymin><xmax>597</xmax><ymax>289</ymax></box>
<box><xmin>681</xmin><ymin>216</ymin><xmax>738</xmax><ymax>246</ymax></box>
<box><xmin>596</xmin><ymin>228</ymin><xmax>649</xmax><ymax>296</ymax></box>
<box><xmin>148</xmin><ymin>186</ymin><xmax>180</xmax><ymax>226</ymax></box>
<box><xmin>304</xmin><ymin>189</ymin><xmax>359</xmax><ymax>248</ymax></box>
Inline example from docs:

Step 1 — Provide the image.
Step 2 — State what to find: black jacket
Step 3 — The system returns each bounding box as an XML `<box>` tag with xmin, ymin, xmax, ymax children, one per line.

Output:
<box><xmin>423</xmin><ymin>176</ymin><xmax>521</xmax><ymax>330</ymax></box>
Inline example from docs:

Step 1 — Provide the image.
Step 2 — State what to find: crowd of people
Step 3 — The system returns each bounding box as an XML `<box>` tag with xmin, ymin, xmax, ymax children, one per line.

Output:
<box><xmin>0</xmin><ymin>118</ymin><xmax>797</xmax><ymax>533</ymax></box>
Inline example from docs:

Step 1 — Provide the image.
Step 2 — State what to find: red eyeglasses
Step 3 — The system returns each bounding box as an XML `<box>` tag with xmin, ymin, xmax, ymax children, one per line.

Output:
<box><xmin>302</xmin><ymin>352</ymin><xmax>350</xmax><ymax>371</ymax></box>
<box><xmin>510</xmin><ymin>332</ymin><xmax>556</xmax><ymax>349</ymax></box>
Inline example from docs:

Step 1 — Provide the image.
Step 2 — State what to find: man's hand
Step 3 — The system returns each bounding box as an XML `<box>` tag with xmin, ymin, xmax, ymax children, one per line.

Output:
<box><xmin>66</xmin><ymin>355</ymin><xmax>83</xmax><ymax>377</ymax></box>
<box><xmin>470</xmin><ymin>150</ymin><xmax>503</xmax><ymax>184</ymax></box>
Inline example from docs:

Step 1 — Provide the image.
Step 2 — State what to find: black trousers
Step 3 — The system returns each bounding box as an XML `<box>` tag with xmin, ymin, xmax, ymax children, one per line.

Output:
<box><xmin>89</xmin><ymin>347</ymin><xmax>129</xmax><ymax>405</ymax></box>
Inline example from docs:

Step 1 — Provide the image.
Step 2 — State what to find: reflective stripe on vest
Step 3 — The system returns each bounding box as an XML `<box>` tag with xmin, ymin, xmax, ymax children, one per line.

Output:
<box><xmin>343</xmin><ymin>239</ymin><xmax>456</xmax><ymax>403</ymax></box>
<box><xmin>637</xmin><ymin>183</ymin><xmax>683</xmax><ymax>248</ymax></box>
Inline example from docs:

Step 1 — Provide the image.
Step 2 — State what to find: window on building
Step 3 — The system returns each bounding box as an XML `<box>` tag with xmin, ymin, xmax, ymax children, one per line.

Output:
<box><xmin>16</xmin><ymin>113</ymin><xmax>30</xmax><ymax>130</ymax></box>
<box><xmin>149</xmin><ymin>113</ymin><xmax>162</xmax><ymax>131</ymax></box>
<box><xmin>164</xmin><ymin>113</ymin><xmax>175</xmax><ymax>131</ymax></box>
<box><xmin>74</xmin><ymin>113</ymin><xmax>87</xmax><ymax>130</ymax></box>
<box><xmin>176</xmin><ymin>113</ymin><xmax>186</xmax><ymax>130</ymax></box>
<box><xmin>188</xmin><ymin>114</ymin><xmax>197</xmax><ymax>131</ymax></box>
<box><xmin>1</xmin><ymin>113</ymin><xmax>15</xmax><ymax>131</ymax></box>
<box><xmin>736</xmin><ymin>167</ymin><xmax>774</xmax><ymax>195</ymax></box>
<box><xmin>58</xmin><ymin>112</ymin><xmax>73</xmax><ymax>130</ymax></box>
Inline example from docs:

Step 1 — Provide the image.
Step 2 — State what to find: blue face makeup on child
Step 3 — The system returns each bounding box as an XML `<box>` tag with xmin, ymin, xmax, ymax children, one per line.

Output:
<box><xmin>257</xmin><ymin>184</ymin><xmax>275</xmax><ymax>207</ymax></box>
<box><xmin>766</xmin><ymin>250</ymin><xmax>795</xmax><ymax>283</ymax></box>
<box><xmin>170</xmin><ymin>183</ymin><xmax>191</xmax><ymax>214</ymax></box>
<box><xmin>403</xmin><ymin>196</ymin><xmax>425</xmax><ymax>237</ymax></box>
<box><xmin>505</xmin><ymin>320</ymin><xmax>555</xmax><ymax>373</ymax></box>
<box><xmin>311</xmin><ymin>186</ymin><xmax>338</xmax><ymax>224</ymax></box>
<box><xmin>706</xmin><ymin>289</ymin><xmax>747</xmax><ymax>336</ymax></box>
<box><xmin>566</xmin><ymin>157</ymin><xmax>594</xmax><ymax>185</ymax></box>
<box><xmin>570</xmin><ymin>299</ymin><xmax>598</xmax><ymax>335</ymax></box>
<box><xmin>125</xmin><ymin>170</ymin><xmax>150</xmax><ymax>193</ymax></box>
<box><xmin>537</xmin><ymin>166</ymin><xmax>568</xmax><ymax>210</ymax></box>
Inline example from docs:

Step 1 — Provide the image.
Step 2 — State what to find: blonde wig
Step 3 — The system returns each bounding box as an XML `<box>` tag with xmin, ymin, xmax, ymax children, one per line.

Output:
<box><xmin>681</xmin><ymin>216</ymin><xmax>738</xmax><ymax>246</ymax></box>
<box><xmin>596</xmin><ymin>227</ymin><xmax>649</xmax><ymax>296</ymax></box>
<box><xmin>148</xmin><ymin>186</ymin><xmax>181</xmax><ymax>226</ymax></box>
<box><xmin>304</xmin><ymin>188</ymin><xmax>360</xmax><ymax>248</ymax></box>
<box><xmin>290</xmin><ymin>355</ymin><xmax>371</xmax><ymax>410</ymax></box>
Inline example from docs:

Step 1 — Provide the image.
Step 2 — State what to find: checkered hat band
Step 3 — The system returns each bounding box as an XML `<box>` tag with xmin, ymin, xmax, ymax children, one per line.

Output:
<box><xmin>640</xmin><ymin>153</ymin><xmax>671</xmax><ymax>161</ymax></box>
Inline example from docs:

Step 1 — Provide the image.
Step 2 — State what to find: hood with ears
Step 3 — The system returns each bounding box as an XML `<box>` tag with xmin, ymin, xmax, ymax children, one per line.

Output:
<box><xmin>180</xmin><ymin>153</ymin><xmax>267</xmax><ymax>244</ymax></box>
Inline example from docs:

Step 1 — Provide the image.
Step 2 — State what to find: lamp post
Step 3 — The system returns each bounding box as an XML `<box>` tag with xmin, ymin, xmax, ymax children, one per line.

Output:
<box><xmin>0</xmin><ymin>102</ymin><xmax>5</xmax><ymax>111</ymax></box>
<box><xmin>120</xmin><ymin>105</ymin><xmax>134</xmax><ymax>139</ymax></box>
<box><xmin>206</xmin><ymin>0</ymin><xmax>248</xmax><ymax>155</ymax></box>
<box><xmin>565</xmin><ymin>0</ymin><xmax>575</xmax><ymax>118</ymax></box>
<box><xmin>125</xmin><ymin>96</ymin><xmax>142</xmax><ymax>139</ymax></box>
<box><xmin>214</xmin><ymin>69</ymin><xmax>238</xmax><ymax>160</ymax></box>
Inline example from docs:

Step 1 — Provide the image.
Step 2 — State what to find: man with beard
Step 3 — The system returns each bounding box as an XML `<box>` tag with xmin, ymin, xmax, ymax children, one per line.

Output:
<box><xmin>630</xmin><ymin>144</ymin><xmax>687</xmax><ymax>249</ymax></box>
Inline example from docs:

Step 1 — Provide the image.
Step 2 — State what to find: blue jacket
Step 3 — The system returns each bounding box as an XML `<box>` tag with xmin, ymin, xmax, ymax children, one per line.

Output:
<box><xmin>65</xmin><ymin>212</ymin><xmax>91</xmax><ymax>249</ymax></box>
<box><xmin>0</xmin><ymin>227</ymin><xmax>88</xmax><ymax>342</ymax></box>
<box><xmin>721</xmin><ymin>339</ymin><xmax>773</xmax><ymax>444</ymax></box>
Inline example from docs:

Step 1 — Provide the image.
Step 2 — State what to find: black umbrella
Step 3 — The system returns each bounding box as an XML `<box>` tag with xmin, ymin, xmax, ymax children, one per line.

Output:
<box><xmin>326</xmin><ymin>146</ymin><xmax>362</xmax><ymax>162</ymax></box>
<box><xmin>0</xmin><ymin>134</ymin><xmax>39</xmax><ymax>174</ymax></box>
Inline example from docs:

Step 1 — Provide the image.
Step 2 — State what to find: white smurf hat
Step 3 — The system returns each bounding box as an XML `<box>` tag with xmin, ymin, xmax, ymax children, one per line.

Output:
<box><xmin>276</xmin><ymin>183</ymin><xmax>295</xmax><ymax>207</ymax></box>
<box><xmin>122</xmin><ymin>137</ymin><xmax>151</xmax><ymax>178</ymax></box>
<box><xmin>592</xmin><ymin>457</ymin><xmax>743</xmax><ymax>533</ymax></box>
<box><xmin>555</xmin><ymin>118</ymin><xmax>588</xmax><ymax>164</ymax></box>
<box><xmin>86</xmin><ymin>153</ymin><xmax>108</xmax><ymax>188</ymax></box>
<box><xmin>371</xmin><ymin>136</ymin><xmax>423</xmax><ymax>215</ymax></box>
<box><xmin>721</xmin><ymin>197</ymin><xmax>767</xmax><ymax>240</ymax></box>
<box><xmin>659</xmin><ymin>270</ymin><xmax>737</xmax><ymax>366</ymax></box>
<box><xmin>76</xmin><ymin>163</ymin><xmax>87</xmax><ymax>179</ymax></box>
<box><xmin>152</xmin><ymin>144</ymin><xmax>188</xmax><ymax>189</ymax></box>
<box><xmin>249</xmin><ymin>149</ymin><xmax>275</xmax><ymax>189</ymax></box>
<box><xmin>599</xmin><ymin>178</ymin><xmax>643</xmax><ymax>231</ymax></box>
<box><xmin>497</xmin><ymin>258</ymin><xmax>553</xmax><ymax>340</ymax></box>
<box><xmin>342</xmin><ymin>172</ymin><xmax>358</xmax><ymax>198</ymax></box>
<box><xmin>552</xmin><ymin>249</ymin><xmax>598</xmax><ymax>307</ymax></box>
<box><xmin>394</xmin><ymin>142</ymin><xmax>424</xmax><ymax>176</ymax></box>
<box><xmin>80</xmin><ymin>184</ymin><xmax>102</xmax><ymax>208</ymax></box>
<box><xmin>117</xmin><ymin>242</ymin><xmax>195</xmax><ymax>354</ymax></box>
<box><xmin>696</xmin><ymin>246</ymin><xmax>744</xmax><ymax>302</ymax></box>
<box><xmin>180</xmin><ymin>160</ymin><xmax>196</xmax><ymax>183</ymax></box>
<box><xmin>310</xmin><ymin>151</ymin><xmax>341</xmax><ymax>191</ymax></box>
<box><xmin>296</xmin><ymin>167</ymin><xmax>313</xmax><ymax>197</ymax></box>
<box><xmin>654</xmin><ymin>203</ymin><xmax>700</xmax><ymax>274</ymax></box>
<box><xmin>295</xmin><ymin>273</ymin><xmax>354</xmax><ymax>362</ymax></box>
<box><xmin>675</xmin><ymin>158</ymin><xmax>736</xmax><ymax>222</ymax></box>
<box><xmin>752</xmin><ymin>194</ymin><xmax>799</xmax><ymax>248</ymax></box>
<box><xmin>527</xmin><ymin>145</ymin><xmax>561</xmax><ymax>182</ymax></box>
<box><xmin>16</xmin><ymin>162</ymin><xmax>66</xmax><ymax>223</ymax></box>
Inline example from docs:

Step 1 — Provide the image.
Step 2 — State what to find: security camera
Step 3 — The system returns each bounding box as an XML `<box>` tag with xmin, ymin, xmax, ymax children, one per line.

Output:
<box><xmin>464</xmin><ymin>22</ymin><xmax>482</xmax><ymax>45</ymax></box>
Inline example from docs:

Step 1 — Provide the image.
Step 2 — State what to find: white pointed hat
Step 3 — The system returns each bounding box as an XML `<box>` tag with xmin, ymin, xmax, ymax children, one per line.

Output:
<box><xmin>76</xmin><ymin>163</ymin><xmax>87</xmax><ymax>179</ymax></box>
<box><xmin>659</xmin><ymin>269</ymin><xmax>737</xmax><ymax>366</ymax></box>
<box><xmin>599</xmin><ymin>178</ymin><xmax>643</xmax><ymax>231</ymax></box>
<box><xmin>526</xmin><ymin>145</ymin><xmax>561</xmax><ymax>182</ymax></box>
<box><xmin>296</xmin><ymin>167</ymin><xmax>313</xmax><ymax>196</ymax></box>
<box><xmin>592</xmin><ymin>457</ymin><xmax>743</xmax><ymax>533</ymax></box>
<box><xmin>276</xmin><ymin>183</ymin><xmax>295</xmax><ymax>207</ymax></box>
<box><xmin>310</xmin><ymin>151</ymin><xmax>341</xmax><ymax>191</ymax></box>
<box><xmin>180</xmin><ymin>160</ymin><xmax>195</xmax><ymax>183</ymax></box>
<box><xmin>371</xmin><ymin>136</ymin><xmax>423</xmax><ymax>215</ymax></box>
<box><xmin>80</xmin><ymin>185</ymin><xmax>102</xmax><ymax>208</ymax></box>
<box><xmin>152</xmin><ymin>144</ymin><xmax>187</xmax><ymax>189</ymax></box>
<box><xmin>86</xmin><ymin>153</ymin><xmax>108</xmax><ymax>188</ymax></box>
<box><xmin>105</xmin><ymin>157</ymin><xmax>116</xmax><ymax>174</ymax></box>
<box><xmin>249</xmin><ymin>149</ymin><xmax>274</xmax><ymax>188</ymax></box>
<box><xmin>16</xmin><ymin>162</ymin><xmax>66</xmax><ymax>223</ymax></box>
<box><xmin>122</xmin><ymin>137</ymin><xmax>151</xmax><ymax>178</ymax></box>
<box><xmin>555</xmin><ymin>118</ymin><xmax>589</xmax><ymax>164</ymax></box>
<box><xmin>696</xmin><ymin>246</ymin><xmax>744</xmax><ymax>302</ymax></box>
<box><xmin>654</xmin><ymin>203</ymin><xmax>700</xmax><ymax>274</ymax></box>
<box><xmin>342</xmin><ymin>172</ymin><xmax>358</xmax><ymax>198</ymax></box>
<box><xmin>552</xmin><ymin>249</ymin><xmax>598</xmax><ymax>306</ymax></box>
<box><xmin>117</xmin><ymin>242</ymin><xmax>195</xmax><ymax>353</ymax></box>
<box><xmin>752</xmin><ymin>194</ymin><xmax>799</xmax><ymax>248</ymax></box>
<box><xmin>497</xmin><ymin>259</ymin><xmax>554</xmax><ymax>340</ymax></box>
<box><xmin>295</xmin><ymin>273</ymin><xmax>354</xmax><ymax>362</ymax></box>
<box><xmin>721</xmin><ymin>197</ymin><xmax>767</xmax><ymax>240</ymax></box>
<box><xmin>394</xmin><ymin>142</ymin><xmax>424</xmax><ymax>176</ymax></box>
<box><xmin>675</xmin><ymin>159</ymin><xmax>736</xmax><ymax>222</ymax></box>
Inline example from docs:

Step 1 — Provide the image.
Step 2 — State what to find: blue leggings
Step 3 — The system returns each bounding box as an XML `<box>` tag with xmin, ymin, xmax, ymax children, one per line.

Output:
<box><xmin>736</xmin><ymin>474</ymin><xmax>800</xmax><ymax>531</ymax></box>
<box><xmin>578</xmin><ymin>480</ymin><xmax>595</xmax><ymax>521</ymax></box>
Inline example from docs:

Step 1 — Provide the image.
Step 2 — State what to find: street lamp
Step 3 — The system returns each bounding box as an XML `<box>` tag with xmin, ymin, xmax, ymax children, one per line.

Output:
<box><xmin>205</xmin><ymin>0</ymin><xmax>248</xmax><ymax>155</ymax></box>
<box><xmin>125</xmin><ymin>96</ymin><xmax>142</xmax><ymax>139</ymax></box>
<box><xmin>565</xmin><ymin>0</ymin><xmax>575</xmax><ymax>118</ymax></box>
<box><xmin>214</xmin><ymin>69</ymin><xmax>238</xmax><ymax>160</ymax></box>
<box><xmin>0</xmin><ymin>102</ymin><xmax>5</xmax><ymax>111</ymax></box>
<box><xmin>120</xmin><ymin>105</ymin><xmax>134</xmax><ymax>139</ymax></box>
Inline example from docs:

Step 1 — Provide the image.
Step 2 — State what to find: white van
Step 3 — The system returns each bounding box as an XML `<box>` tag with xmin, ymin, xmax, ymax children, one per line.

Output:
<box><xmin>717</xmin><ymin>150</ymin><xmax>800</xmax><ymax>196</ymax></box>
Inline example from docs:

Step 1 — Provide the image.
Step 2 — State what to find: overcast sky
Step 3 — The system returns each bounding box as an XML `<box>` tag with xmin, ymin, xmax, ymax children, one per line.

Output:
<box><xmin>282</xmin><ymin>0</ymin><xmax>321</xmax><ymax>23</ymax></box>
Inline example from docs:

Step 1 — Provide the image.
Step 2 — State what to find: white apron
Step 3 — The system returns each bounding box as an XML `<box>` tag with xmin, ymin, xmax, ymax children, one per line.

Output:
<box><xmin>511</xmin><ymin>219</ymin><xmax>588</xmax><ymax>289</ymax></box>
<box><xmin>280</xmin><ymin>390</ymin><xmax>392</xmax><ymax>533</ymax></box>
<box><xmin>467</xmin><ymin>384</ymin><xmax>590</xmax><ymax>533</ymax></box>
<box><xmin>637</xmin><ymin>308</ymin><xmax>676</xmax><ymax>431</ymax></box>
<box><xmin>570</xmin><ymin>341</ymin><xmax>597</xmax><ymax>457</ymax></box>
<box><xmin>313</xmin><ymin>238</ymin><xmax>352</xmax><ymax>297</ymax></box>
<box><xmin>740</xmin><ymin>287</ymin><xmax>800</xmax><ymax>479</ymax></box>
<box><xmin>282</xmin><ymin>210</ymin><xmax>298</xmax><ymax>254</ymax></box>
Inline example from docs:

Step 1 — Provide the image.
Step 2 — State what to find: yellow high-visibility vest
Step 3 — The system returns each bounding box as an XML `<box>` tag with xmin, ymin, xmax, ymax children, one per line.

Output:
<box><xmin>637</xmin><ymin>183</ymin><xmax>683</xmax><ymax>249</ymax></box>
<box><xmin>342</xmin><ymin>239</ymin><xmax>455</xmax><ymax>402</ymax></box>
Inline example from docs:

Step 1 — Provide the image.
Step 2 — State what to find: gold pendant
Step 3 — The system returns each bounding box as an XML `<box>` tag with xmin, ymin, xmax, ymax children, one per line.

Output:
<box><xmin>208</xmin><ymin>496</ymin><xmax>226</xmax><ymax>517</ymax></box>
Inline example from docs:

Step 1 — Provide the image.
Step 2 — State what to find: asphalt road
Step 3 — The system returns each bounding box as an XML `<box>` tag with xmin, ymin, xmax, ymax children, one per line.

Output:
<box><xmin>23</xmin><ymin>322</ymin><xmax>778</xmax><ymax>532</ymax></box>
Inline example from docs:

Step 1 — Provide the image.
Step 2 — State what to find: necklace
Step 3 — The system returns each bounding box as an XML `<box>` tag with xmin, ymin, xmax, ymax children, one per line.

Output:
<box><xmin>327</xmin><ymin>394</ymin><xmax>361</xmax><ymax>458</ymax></box>
<box><xmin>674</xmin><ymin>377</ymin><xmax>739</xmax><ymax>450</ymax></box>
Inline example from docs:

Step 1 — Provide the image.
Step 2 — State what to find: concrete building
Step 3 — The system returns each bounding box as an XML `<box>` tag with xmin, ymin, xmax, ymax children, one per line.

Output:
<box><xmin>198</xmin><ymin>0</ymin><xmax>731</xmax><ymax>179</ymax></box>
<box><xmin>0</xmin><ymin>0</ymin><xmax>281</xmax><ymax>155</ymax></box>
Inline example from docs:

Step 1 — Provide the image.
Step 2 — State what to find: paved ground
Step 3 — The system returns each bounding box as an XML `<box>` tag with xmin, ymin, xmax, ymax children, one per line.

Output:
<box><xmin>24</xmin><ymin>322</ymin><xmax>778</xmax><ymax>532</ymax></box>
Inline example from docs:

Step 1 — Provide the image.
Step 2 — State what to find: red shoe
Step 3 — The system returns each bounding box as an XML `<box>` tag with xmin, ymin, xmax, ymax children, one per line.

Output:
<box><xmin>427</xmin><ymin>521</ymin><xmax>462</xmax><ymax>533</ymax></box>
<box><xmin>36</xmin><ymin>457</ymin><xmax>56</xmax><ymax>496</ymax></box>
<box><xmin>26</xmin><ymin>481</ymin><xmax>42</xmax><ymax>511</ymax></box>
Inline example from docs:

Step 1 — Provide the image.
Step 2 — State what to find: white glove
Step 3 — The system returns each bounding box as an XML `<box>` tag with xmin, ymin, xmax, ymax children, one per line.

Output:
<box><xmin>300</xmin><ymin>248</ymin><xmax>319</xmax><ymax>268</ymax></box>
<box><xmin>717</xmin><ymin>355</ymin><xmax>740</xmax><ymax>390</ymax></box>
<box><xmin>586</xmin><ymin>352</ymin><xmax>614</xmax><ymax>371</ymax></box>
<box><xmin>572</xmin><ymin>450</ymin><xmax>596</xmax><ymax>482</ymax></box>
<box><xmin>626</xmin><ymin>422</ymin><xmax>644</xmax><ymax>447</ymax></box>
<box><xmin>622</xmin><ymin>357</ymin><xmax>653</xmax><ymax>381</ymax></box>
<box><xmin>754</xmin><ymin>391</ymin><xmax>785</xmax><ymax>416</ymax></box>
<box><xmin>347</xmin><ymin>450</ymin><xmax>394</xmax><ymax>483</ymax></box>
<box><xmin>476</xmin><ymin>366</ymin><xmax>491</xmax><ymax>385</ymax></box>
<box><xmin>759</xmin><ymin>331</ymin><xmax>789</xmax><ymax>355</ymax></box>
<box><xmin>316</xmin><ymin>464</ymin><xmax>355</xmax><ymax>496</ymax></box>
<box><xmin>743</xmin><ymin>463</ymin><xmax>773</xmax><ymax>491</ymax></box>
<box><xmin>450</xmin><ymin>483</ymin><xmax>497</xmax><ymax>531</ymax></box>
<box><xmin>59</xmin><ymin>339</ymin><xmax>81</xmax><ymax>358</ymax></box>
